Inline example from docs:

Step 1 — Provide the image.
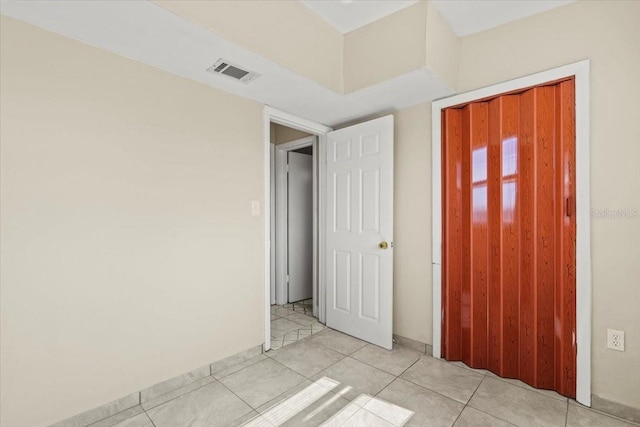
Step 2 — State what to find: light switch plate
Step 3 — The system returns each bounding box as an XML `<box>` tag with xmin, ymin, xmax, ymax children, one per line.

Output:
<box><xmin>251</xmin><ymin>200</ymin><xmax>260</xmax><ymax>216</ymax></box>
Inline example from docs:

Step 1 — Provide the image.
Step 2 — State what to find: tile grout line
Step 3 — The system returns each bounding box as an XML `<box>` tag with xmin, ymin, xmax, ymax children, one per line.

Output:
<box><xmin>142</xmin><ymin>409</ymin><xmax>158</xmax><ymax>427</ymax></box>
<box><xmin>216</xmin><ymin>379</ymin><xmax>268</xmax><ymax>424</ymax></box>
<box><xmin>461</xmin><ymin>376</ymin><xmax>522</xmax><ymax>427</ymax></box>
<box><xmin>342</xmin><ymin>404</ymin><xmax>392</xmax><ymax>427</ymax></box>
<box><xmin>270</xmin><ymin>321</ymin><xmax>325</xmax><ymax>350</ymax></box>
<box><xmin>141</xmin><ymin>376</ymin><xmax>220</xmax><ymax>412</ymax></box>
<box><xmin>84</xmin><ymin>410</ymin><xmax>135</xmax><ymax>427</ymax></box>
<box><xmin>239</xmin><ymin>361</ymin><xmax>310</xmax><ymax>410</ymax></box>
<box><xmin>213</xmin><ymin>355</ymin><xmax>268</xmax><ymax>380</ymax></box>
<box><xmin>395</xmin><ymin>355</ymin><xmax>487</xmax><ymax>395</ymax></box>
<box><xmin>376</xmin><ymin>355</ymin><xmax>476</xmax><ymax>426</ymax></box>
<box><xmin>249</xmin><ymin>372</ymin><xmax>343</xmax><ymax>419</ymax></box>
<box><xmin>82</xmin><ymin>398</ymin><xmax>146</xmax><ymax>427</ymax></box>
<box><xmin>372</xmin><ymin>364</ymin><xmax>404</xmax><ymax>400</ymax></box>
<box><xmin>376</xmin><ymin>356</ymin><xmax>496</xmax><ymax>426</ymax></box>
<box><xmin>347</xmin><ymin>350</ymin><xmax>417</xmax><ymax>379</ymax></box>
<box><xmin>273</xmin><ymin>328</ymin><xmax>411</xmax><ymax>379</ymax></box>
<box><xmin>213</xmin><ymin>338</ymin><xmax>319</xmax><ymax>411</ymax></box>
<box><xmin>268</xmin><ymin>342</ymin><xmax>348</xmax><ymax>381</ymax></box>
<box><xmin>271</xmin><ymin>312</ymin><xmax>321</xmax><ymax>341</ymax></box>
<box><xmin>453</xmin><ymin>371</ymin><xmax>485</xmax><ymax>426</ymax></box>
<box><xmin>207</xmin><ymin>350</ymin><xmax>297</xmax><ymax>425</ymax></box>
<box><xmin>398</xmin><ymin>374</ymin><xmax>479</xmax><ymax>409</ymax></box>
<box><xmin>271</xmin><ymin>339</ymin><xmax>401</xmax><ymax>394</ymax></box>
<box><xmin>572</xmin><ymin>402</ymin><xmax>640</xmax><ymax>426</ymax></box>
<box><xmin>211</xmin><ymin>352</ymin><xmax>297</xmax><ymax>419</ymax></box>
<box><xmin>385</xmin><ymin>355</ymin><xmax>476</xmax><ymax>412</ymax></box>
<box><xmin>450</xmin><ymin>408</ymin><xmax>465</xmax><ymax>426</ymax></box>
<box><xmin>138</xmin><ymin>391</ymin><xmax>160</xmax><ymax>427</ymax></box>
<box><xmin>398</xmin><ymin>357</ymin><xmax>422</xmax><ymax>376</ymax></box>
<box><xmin>465</xmin><ymin>406</ymin><xmax>519</xmax><ymax>427</ymax></box>
<box><xmin>484</xmin><ymin>371</ymin><xmax>568</xmax><ymax>402</ymax></box>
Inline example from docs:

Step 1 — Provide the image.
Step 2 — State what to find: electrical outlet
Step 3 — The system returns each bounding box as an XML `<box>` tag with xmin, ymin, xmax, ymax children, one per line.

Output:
<box><xmin>607</xmin><ymin>329</ymin><xmax>625</xmax><ymax>351</ymax></box>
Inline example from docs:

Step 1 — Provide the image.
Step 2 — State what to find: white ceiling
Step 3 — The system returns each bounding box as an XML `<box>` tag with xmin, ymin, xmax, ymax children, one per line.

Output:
<box><xmin>429</xmin><ymin>0</ymin><xmax>574</xmax><ymax>36</ymax></box>
<box><xmin>300</xmin><ymin>0</ymin><xmax>574</xmax><ymax>36</ymax></box>
<box><xmin>0</xmin><ymin>0</ymin><xmax>453</xmax><ymax>127</ymax></box>
<box><xmin>300</xmin><ymin>0</ymin><xmax>418</xmax><ymax>33</ymax></box>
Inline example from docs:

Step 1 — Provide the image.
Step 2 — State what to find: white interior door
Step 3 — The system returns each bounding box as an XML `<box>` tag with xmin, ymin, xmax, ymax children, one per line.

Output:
<box><xmin>288</xmin><ymin>151</ymin><xmax>313</xmax><ymax>302</ymax></box>
<box><xmin>325</xmin><ymin>115</ymin><xmax>394</xmax><ymax>349</ymax></box>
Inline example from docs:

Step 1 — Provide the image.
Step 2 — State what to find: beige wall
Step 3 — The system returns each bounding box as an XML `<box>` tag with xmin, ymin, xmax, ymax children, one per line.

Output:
<box><xmin>153</xmin><ymin>0</ymin><xmax>344</xmax><ymax>94</ymax></box>
<box><xmin>391</xmin><ymin>104</ymin><xmax>433</xmax><ymax>345</ymax></box>
<box><xmin>342</xmin><ymin>1</ymin><xmax>459</xmax><ymax>94</ymax></box>
<box><xmin>344</xmin><ymin>1</ymin><xmax>428</xmax><ymax>93</ymax></box>
<box><xmin>271</xmin><ymin>123</ymin><xmax>312</xmax><ymax>145</ymax></box>
<box><xmin>457</xmin><ymin>0</ymin><xmax>639</xmax><ymax>409</ymax></box>
<box><xmin>0</xmin><ymin>16</ymin><xmax>265</xmax><ymax>427</ymax></box>
<box><xmin>425</xmin><ymin>1</ymin><xmax>459</xmax><ymax>90</ymax></box>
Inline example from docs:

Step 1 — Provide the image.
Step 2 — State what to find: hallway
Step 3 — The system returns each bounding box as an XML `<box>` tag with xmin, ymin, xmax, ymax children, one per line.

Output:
<box><xmin>270</xmin><ymin>301</ymin><xmax>325</xmax><ymax>350</ymax></box>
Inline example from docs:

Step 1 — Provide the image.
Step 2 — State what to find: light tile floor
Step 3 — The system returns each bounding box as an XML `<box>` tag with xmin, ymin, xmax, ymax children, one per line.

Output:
<box><xmin>86</xmin><ymin>328</ymin><xmax>639</xmax><ymax>427</ymax></box>
<box><xmin>270</xmin><ymin>301</ymin><xmax>325</xmax><ymax>350</ymax></box>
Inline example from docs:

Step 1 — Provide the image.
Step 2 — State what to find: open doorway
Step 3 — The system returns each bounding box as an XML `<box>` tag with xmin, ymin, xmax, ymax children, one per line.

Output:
<box><xmin>264</xmin><ymin>108</ymin><xmax>395</xmax><ymax>353</ymax></box>
<box><xmin>269</xmin><ymin>123</ymin><xmax>324</xmax><ymax>350</ymax></box>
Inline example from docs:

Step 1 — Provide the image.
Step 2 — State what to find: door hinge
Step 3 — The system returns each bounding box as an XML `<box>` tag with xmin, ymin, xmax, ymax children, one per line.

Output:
<box><xmin>286</xmin><ymin>274</ymin><xmax>290</xmax><ymax>283</ymax></box>
<box><xmin>285</xmin><ymin>163</ymin><xmax>289</xmax><ymax>173</ymax></box>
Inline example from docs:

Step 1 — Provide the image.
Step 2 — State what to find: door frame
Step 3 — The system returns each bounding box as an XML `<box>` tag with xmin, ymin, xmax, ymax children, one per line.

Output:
<box><xmin>263</xmin><ymin>107</ymin><xmax>332</xmax><ymax>351</ymax></box>
<box><xmin>270</xmin><ymin>143</ymin><xmax>276</xmax><ymax>305</ymax></box>
<box><xmin>274</xmin><ymin>135</ymin><xmax>317</xmax><ymax>306</ymax></box>
<box><xmin>431</xmin><ymin>60</ymin><xmax>592</xmax><ymax>405</ymax></box>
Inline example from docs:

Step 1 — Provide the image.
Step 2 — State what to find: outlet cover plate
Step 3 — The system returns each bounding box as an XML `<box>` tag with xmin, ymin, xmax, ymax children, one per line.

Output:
<box><xmin>607</xmin><ymin>328</ymin><xmax>625</xmax><ymax>351</ymax></box>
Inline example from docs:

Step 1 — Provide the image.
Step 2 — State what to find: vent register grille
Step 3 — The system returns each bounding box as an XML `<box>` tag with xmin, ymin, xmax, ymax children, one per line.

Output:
<box><xmin>206</xmin><ymin>59</ymin><xmax>260</xmax><ymax>84</ymax></box>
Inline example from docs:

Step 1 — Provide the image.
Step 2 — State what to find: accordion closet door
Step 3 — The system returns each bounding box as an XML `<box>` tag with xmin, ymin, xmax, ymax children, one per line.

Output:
<box><xmin>441</xmin><ymin>78</ymin><xmax>577</xmax><ymax>398</ymax></box>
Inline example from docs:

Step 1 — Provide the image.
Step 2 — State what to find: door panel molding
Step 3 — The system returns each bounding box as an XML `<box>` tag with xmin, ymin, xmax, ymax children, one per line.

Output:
<box><xmin>432</xmin><ymin>60</ymin><xmax>591</xmax><ymax>405</ymax></box>
<box><xmin>325</xmin><ymin>115</ymin><xmax>394</xmax><ymax>350</ymax></box>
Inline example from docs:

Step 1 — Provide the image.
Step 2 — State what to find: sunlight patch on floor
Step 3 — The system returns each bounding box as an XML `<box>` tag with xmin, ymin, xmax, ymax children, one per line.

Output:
<box><xmin>242</xmin><ymin>377</ymin><xmax>413</xmax><ymax>426</ymax></box>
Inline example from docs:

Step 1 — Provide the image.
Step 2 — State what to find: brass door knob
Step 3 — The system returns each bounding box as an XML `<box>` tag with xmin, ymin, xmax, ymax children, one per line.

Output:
<box><xmin>379</xmin><ymin>241</ymin><xmax>389</xmax><ymax>250</ymax></box>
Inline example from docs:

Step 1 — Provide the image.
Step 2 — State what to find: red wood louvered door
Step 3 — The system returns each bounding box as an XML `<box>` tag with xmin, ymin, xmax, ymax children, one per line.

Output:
<box><xmin>441</xmin><ymin>78</ymin><xmax>576</xmax><ymax>398</ymax></box>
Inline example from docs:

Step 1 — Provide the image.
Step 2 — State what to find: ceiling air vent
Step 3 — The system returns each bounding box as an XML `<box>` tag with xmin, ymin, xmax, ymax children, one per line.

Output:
<box><xmin>206</xmin><ymin>59</ymin><xmax>260</xmax><ymax>84</ymax></box>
